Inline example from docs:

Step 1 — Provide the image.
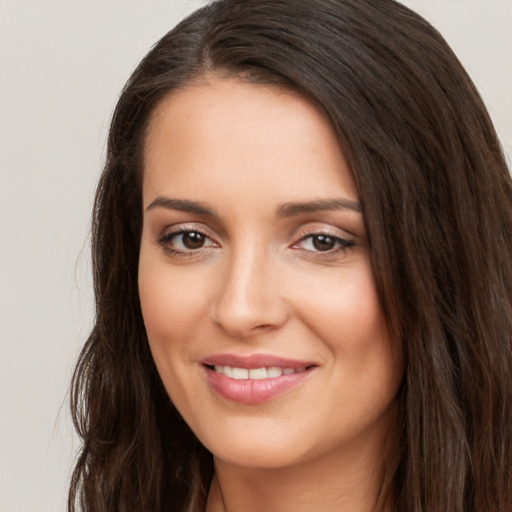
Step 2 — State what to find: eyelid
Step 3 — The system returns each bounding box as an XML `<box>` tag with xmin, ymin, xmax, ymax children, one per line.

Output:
<box><xmin>157</xmin><ymin>222</ymin><xmax>221</xmax><ymax>255</ymax></box>
<box><xmin>293</xmin><ymin>234</ymin><xmax>354</xmax><ymax>251</ymax></box>
<box><xmin>291</xmin><ymin>223</ymin><xmax>355</xmax><ymax>243</ymax></box>
<box><xmin>159</xmin><ymin>230</ymin><xmax>217</xmax><ymax>246</ymax></box>
<box><xmin>159</xmin><ymin>222</ymin><xmax>218</xmax><ymax>240</ymax></box>
<box><xmin>289</xmin><ymin>224</ymin><xmax>357</xmax><ymax>256</ymax></box>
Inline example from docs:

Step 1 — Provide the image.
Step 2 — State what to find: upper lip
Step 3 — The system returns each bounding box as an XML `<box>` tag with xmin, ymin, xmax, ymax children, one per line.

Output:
<box><xmin>200</xmin><ymin>353</ymin><xmax>317</xmax><ymax>370</ymax></box>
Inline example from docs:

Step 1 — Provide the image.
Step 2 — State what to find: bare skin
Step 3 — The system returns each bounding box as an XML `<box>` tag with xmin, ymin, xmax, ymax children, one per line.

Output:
<box><xmin>206</xmin><ymin>413</ymin><xmax>395</xmax><ymax>512</ymax></box>
<box><xmin>138</xmin><ymin>76</ymin><xmax>402</xmax><ymax>512</ymax></box>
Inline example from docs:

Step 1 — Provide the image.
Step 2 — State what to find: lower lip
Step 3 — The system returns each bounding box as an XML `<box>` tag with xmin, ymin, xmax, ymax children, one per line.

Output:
<box><xmin>203</xmin><ymin>366</ymin><xmax>314</xmax><ymax>405</ymax></box>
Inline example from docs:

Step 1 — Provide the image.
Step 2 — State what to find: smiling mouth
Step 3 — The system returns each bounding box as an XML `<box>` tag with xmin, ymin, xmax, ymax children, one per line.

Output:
<box><xmin>201</xmin><ymin>359</ymin><xmax>317</xmax><ymax>404</ymax></box>
<box><xmin>206</xmin><ymin>364</ymin><xmax>311</xmax><ymax>380</ymax></box>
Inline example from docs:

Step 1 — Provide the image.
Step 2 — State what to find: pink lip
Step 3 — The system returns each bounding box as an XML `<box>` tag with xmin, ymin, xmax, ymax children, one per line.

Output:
<box><xmin>200</xmin><ymin>353</ymin><xmax>317</xmax><ymax>405</ymax></box>
<box><xmin>201</xmin><ymin>353</ymin><xmax>314</xmax><ymax>369</ymax></box>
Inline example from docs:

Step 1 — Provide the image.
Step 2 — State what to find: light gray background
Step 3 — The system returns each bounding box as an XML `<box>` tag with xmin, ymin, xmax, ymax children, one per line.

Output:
<box><xmin>0</xmin><ymin>1</ymin><xmax>510</xmax><ymax>511</ymax></box>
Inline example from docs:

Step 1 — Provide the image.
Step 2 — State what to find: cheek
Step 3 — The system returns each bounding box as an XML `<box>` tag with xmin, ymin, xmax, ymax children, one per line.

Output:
<box><xmin>296</xmin><ymin>262</ymin><xmax>388</xmax><ymax>352</ymax></box>
<box><xmin>138</xmin><ymin>254</ymin><xmax>210</xmax><ymax>410</ymax></box>
<box><xmin>138</xmin><ymin>254</ymin><xmax>204</xmax><ymax>372</ymax></box>
<box><xmin>138</xmin><ymin>251</ymin><xmax>210</xmax><ymax>338</ymax></box>
<box><xmin>295</xmin><ymin>260</ymin><xmax>401</xmax><ymax>402</ymax></box>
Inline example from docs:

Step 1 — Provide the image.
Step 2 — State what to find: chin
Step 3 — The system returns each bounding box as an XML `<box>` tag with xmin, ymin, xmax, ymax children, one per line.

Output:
<box><xmin>195</xmin><ymin>418</ymin><xmax>315</xmax><ymax>470</ymax></box>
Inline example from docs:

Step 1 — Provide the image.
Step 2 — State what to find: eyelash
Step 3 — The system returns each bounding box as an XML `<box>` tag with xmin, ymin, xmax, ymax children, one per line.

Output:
<box><xmin>157</xmin><ymin>229</ymin><xmax>355</xmax><ymax>258</ymax></box>
<box><xmin>157</xmin><ymin>229</ymin><xmax>218</xmax><ymax>257</ymax></box>
<box><xmin>293</xmin><ymin>233</ymin><xmax>355</xmax><ymax>256</ymax></box>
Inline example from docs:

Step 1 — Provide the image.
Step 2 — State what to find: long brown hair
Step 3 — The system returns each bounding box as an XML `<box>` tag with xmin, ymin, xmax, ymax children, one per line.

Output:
<box><xmin>69</xmin><ymin>1</ymin><xmax>512</xmax><ymax>510</ymax></box>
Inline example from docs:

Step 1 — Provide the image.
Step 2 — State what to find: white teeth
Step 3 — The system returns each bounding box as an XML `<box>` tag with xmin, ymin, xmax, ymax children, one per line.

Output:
<box><xmin>212</xmin><ymin>365</ymin><xmax>304</xmax><ymax>379</ymax></box>
<box><xmin>267</xmin><ymin>367</ymin><xmax>283</xmax><ymax>378</ymax></box>
<box><xmin>232</xmin><ymin>368</ymin><xmax>249</xmax><ymax>380</ymax></box>
<box><xmin>248</xmin><ymin>368</ymin><xmax>267</xmax><ymax>379</ymax></box>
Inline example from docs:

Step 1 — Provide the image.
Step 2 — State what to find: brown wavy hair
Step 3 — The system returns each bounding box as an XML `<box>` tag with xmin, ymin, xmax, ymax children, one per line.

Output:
<box><xmin>69</xmin><ymin>1</ymin><xmax>512</xmax><ymax>510</ymax></box>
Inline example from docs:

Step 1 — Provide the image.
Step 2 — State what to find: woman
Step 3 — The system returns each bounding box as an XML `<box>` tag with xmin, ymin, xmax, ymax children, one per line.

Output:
<box><xmin>69</xmin><ymin>0</ymin><xmax>512</xmax><ymax>511</ymax></box>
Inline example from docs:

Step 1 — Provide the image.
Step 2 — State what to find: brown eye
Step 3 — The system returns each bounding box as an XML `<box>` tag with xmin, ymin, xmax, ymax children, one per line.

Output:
<box><xmin>158</xmin><ymin>229</ymin><xmax>216</xmax><ymax>254</ymax></box>
<box><xmin>182</xmin><ymin>231</ymin><xmax>206</xmax><ymax>249</ymax></box>
<box><xmin>312</xmin><ymin>234</ymin><xmax>336</xmax><ymax>251</ymax></box>
<box><xmin>293</xmin><ymin>233</ymin><xmax>355</xmax><ymax>254</ymax></box>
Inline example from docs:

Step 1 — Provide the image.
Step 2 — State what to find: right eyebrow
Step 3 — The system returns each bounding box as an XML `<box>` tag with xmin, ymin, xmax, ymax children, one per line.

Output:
<box><xmin>145</xmin><ymin>196</ymin><xmax>218</xmax><ymax>217</ymax></box>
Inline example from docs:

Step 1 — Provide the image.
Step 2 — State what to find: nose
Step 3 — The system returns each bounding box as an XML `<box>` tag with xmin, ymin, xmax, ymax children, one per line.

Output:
<box><xmin>211</xmin><ymin>247</ymin><xmax>289</xmax><ymax>339</ymax></box>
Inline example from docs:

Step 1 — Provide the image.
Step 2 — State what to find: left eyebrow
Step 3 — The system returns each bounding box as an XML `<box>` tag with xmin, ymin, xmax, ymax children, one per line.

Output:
<box><xmin>276</xmin><ymin>198</ymin><xmax>362</xmax><ymax>218</ymax></box>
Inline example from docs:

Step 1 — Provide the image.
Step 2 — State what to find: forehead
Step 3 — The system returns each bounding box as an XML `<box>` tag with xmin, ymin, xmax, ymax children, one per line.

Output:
<box><xmin>142</xmin><ymin>77</ymin><xmax>358</xmax><ymax>208</ymax></box>
<box><xmin>145</xmin><ymin>76</ymin><xmax>329</xmax><ymax>153</ymax></box>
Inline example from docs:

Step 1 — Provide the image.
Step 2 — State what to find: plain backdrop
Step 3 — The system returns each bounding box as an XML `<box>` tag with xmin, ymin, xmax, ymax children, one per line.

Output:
<box><xmin>0</xmin><ymin>1</ymin><xmax>510</xmax><ymax>511</ymax></box>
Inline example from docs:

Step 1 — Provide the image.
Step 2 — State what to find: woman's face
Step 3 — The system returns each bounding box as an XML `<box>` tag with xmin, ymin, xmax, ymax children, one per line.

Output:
<box><xmin>139</xmin><ymin>77</ymin><xmax>402</xmax><ymax>470</ymax></box>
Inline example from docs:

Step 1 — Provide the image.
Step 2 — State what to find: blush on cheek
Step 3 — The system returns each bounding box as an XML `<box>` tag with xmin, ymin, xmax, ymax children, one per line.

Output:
<box><xmin>139</xmin><ymin>268</ymin><xmax>184</xmax><ymax>328</ymax></box>
<box><xmin>139</xmin><ymin>269</ymin><xmax>210</xmax><ymax>377</ymax></box>
<box><xmin>299</xmin><ymin>270</ymin><xmax>387</xmax><ymax>349</ymax></box>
